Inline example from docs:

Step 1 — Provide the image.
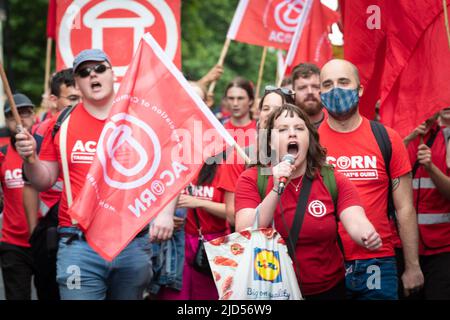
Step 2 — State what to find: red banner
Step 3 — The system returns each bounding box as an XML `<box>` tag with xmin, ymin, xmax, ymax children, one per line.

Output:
<box><xmin>227</xmin><ymin>0</ymin><xmax>308</xmax><ymax>50</ymax></box>
<box><xmin>68</xmin><ymin>33</ymin><xmax>235</xmax><ymax>261</ymax></box>
<box><xmin>55</xmin><ymin>0</ymin><xmax>181</xmax><ymax>84</ymax></box>
<box><xmin>343</xmin><ymin>0</ymin><xmax>450</xmax><ymax>137</ymax></box>
<box><xmin>282</xmin><ymin>0</ymin><xmax>339</xmax><ymax>76</ymax></box>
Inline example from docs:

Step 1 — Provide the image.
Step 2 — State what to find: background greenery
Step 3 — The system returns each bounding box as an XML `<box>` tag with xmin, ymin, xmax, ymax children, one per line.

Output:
<box><xmin>3</xmin><ymin>0</ymin><xmax>279</xmax><ymax>107</ymax></box>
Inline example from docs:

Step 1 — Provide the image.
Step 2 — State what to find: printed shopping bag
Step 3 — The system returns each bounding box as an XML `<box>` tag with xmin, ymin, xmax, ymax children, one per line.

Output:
<box><xmin>204</xmin><ymin>227</ymin><xmax>303</xmax><ymax>300</ymax></box>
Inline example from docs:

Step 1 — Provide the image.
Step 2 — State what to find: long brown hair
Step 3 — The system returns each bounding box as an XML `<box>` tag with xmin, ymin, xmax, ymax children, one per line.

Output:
<box><xmin>263</xmin><ymin>103</ymin><xmax>326</xmax><ymax>178</ymax></box>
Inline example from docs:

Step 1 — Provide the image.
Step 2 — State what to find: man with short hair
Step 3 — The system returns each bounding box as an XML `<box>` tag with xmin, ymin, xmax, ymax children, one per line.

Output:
<box><xmin>291</xmin><ymin>63</ymin><xmax>324</xmax><ymax>127</ymax></box>
<box><xmin>0</xmin><ymin>93</ymin><xmax>36</xmax><ymax>300</ymax></box>
<box><xmin>15</xmin><ymin>49</ymin><xmax>175</xmax><ymax>300</ymax></box>
<box><xmin>38</xmin><ymin>68</ymin><xmax>81</xmax><ymax>122</ymax></box>
<box><xmin>318</xmin><ymin>59</ymin><xmax>424</xmax><ymax>300</ymax></box>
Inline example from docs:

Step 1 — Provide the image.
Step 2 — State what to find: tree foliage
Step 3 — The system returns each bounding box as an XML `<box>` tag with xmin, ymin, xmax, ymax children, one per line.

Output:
<box><xmin>4</xmin><ymin>0</ymin><xmax>279</xmax><ymax>105</ymax></box>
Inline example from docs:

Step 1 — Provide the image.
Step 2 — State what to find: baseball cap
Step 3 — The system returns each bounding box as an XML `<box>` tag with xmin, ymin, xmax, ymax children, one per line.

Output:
<box><xmin>4</xmin><ymin>93</ymin><xmax>35</xmax><ymax>115</ymax></box>
<box><xmin>73</xmin><ymin>49</ymin><xmax>111</xmax><ymax>73</ymax></box>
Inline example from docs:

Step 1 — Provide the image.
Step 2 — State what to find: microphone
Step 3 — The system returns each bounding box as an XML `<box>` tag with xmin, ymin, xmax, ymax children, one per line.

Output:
<box><xmin>277</xmin><ymin>154</ymin><xmax>296</xmax><ymax>195</ymax></box>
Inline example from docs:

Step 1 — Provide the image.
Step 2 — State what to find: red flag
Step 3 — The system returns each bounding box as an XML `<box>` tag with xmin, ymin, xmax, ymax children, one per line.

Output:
<box><xmin>282</xmin><ymin>0</ymin><xmax>340</xmax><ymax>77</ymax></box>
<box><xmin>55</xmin><ymin>0</ymin><xmax>181</xmax><ymax>79</ymax></box>
<box><xmin>343</xmin><ymin>0</ymin><xmax>450</xmax><ymax>137</ymax></box>
<box><xmin>380</xmin><ymin>1</ymin><xmax>450</xmax><ymax>137</ymax></box>
<box><xmin>227</xmin><ymin>0</ymin><xmax>308</xmax><ymax>50</ymax></box>
<box><xmin>342</xmin><ymin>0</ymin><xmax>386</xmax><ymax>121</ymax></box>
<box><xmin>68</xmin><ymin>33</ymin><xmax>235</xmax><ymax>261</ymax></box>
<box><xmin>46</xmin><ymin>0</ymin><xmax>57</xmax><ymax>39</ymax></box>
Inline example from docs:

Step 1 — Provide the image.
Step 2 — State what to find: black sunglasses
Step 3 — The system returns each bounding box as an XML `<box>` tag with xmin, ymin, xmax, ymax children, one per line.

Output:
<box><xmin>264</xmin><ymin>85</ymin><xmax>295</xmax><ymax>98</ymax></box>
<box><xmin>76</xmin><ymin>64</ymin><xmax>110</xmax><ymax>78</ymax></box>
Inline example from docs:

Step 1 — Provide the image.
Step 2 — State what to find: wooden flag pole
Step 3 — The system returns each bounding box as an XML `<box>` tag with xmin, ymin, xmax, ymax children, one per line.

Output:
<box><xmin>208</xmin><ymin>38</ymin><xmax>231</xmax><ymax>95</ymax></box>
<box><xmin>44</xmin><ymin>38</ymin><xmax>53</xmax><ymax>94</ymax></box>
<box><xmin>254</xmin><ymin>46</ymin><xmax>268</xmax><ymax>103</ymax></box>
<box><xmin>444</xmin><ymin>0</ymin><xmax>450</xmax><ymax>49</ymax></box>
<box><xmin>0</xmin><ymin>62</ymin><xmax>23</xmax><ymax>132</ymax></box>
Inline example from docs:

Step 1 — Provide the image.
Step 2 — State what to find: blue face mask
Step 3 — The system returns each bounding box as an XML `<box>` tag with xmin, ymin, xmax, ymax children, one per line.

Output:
<box><xmin>320</xmin><ymin>87</ymin><xmax>359</xmax><ymax>116</ymax></box>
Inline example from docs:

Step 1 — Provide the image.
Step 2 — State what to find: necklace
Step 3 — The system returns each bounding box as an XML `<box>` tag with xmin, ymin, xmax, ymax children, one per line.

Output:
<box><xmin>290</xmin><ymin>176</ymin><xmax>303</xmax><ymax>192</ymax></box>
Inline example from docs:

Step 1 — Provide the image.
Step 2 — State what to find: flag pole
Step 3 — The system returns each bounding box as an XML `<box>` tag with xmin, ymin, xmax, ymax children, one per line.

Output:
<box><xmin>0</xmin><ymin>62</ymin><xmax>23</xmax><ymax>132</ymax></box>
<box><xmin>254</xmin><ymin>46</ymin><xmax>268</xmax><ymax>102</ymax></box>
<box><xmin>233</xmin><ymin>142</ymin><xmax>251</xmax><ymax>165</ymax></box>
<box><xmin>444</xmin><ymin>0</ymin><xmax>450</xmax><ymax>49</ymax></box>
<box><xmin>207</xmin><ymin>38</ymin><xmax>231</xmax><ymax>95</ymax></box>
<box><xmin>44</xmin><ymin>38</ymin><xmax>53</xmax><ymax>94</ymax></box>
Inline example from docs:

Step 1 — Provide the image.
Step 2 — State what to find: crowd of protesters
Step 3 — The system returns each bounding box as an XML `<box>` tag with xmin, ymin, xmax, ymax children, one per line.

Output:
<box><xmin>0</xmin><ymin>48</ymin><xmax>449</xmax><ymax>300</ymax></box>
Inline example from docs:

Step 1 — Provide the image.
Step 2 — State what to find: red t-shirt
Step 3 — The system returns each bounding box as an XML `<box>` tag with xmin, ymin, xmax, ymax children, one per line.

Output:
<box><xmin>319</xmin><ymin>117</ymin><xmax>411</xmax><ymax>260</ymax></box>
<box><xmin>39</xmin><ymin>104</ymin><xmax>105</xmax><ymax>227</ymax></box>
<box><xmin>184</xmin><ymin>167</ymin><xmax>227</xmax><ymax>236</ymax></box>
<box><xmin>235</xmin><ymin>167</ymin><xmax>362</xmax><ymax>296</ymax></box>
<box><xmin>224</xmin><ymin>119</ymin><xmax>257</xmax><ymax>148</ymax></box>
<box><xmin>0</xmin><ymin>145</ymin><xmax>30</xmax><ymax>247</ymax></box>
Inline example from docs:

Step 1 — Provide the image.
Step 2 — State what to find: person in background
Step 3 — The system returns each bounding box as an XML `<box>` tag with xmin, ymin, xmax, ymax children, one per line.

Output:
<box><xmin>402</xmin><ymin>108</ymin><xmax>450</xmax><ymax>299</ymax></box>
<box><xmin>0</xmin><ymin>93</ymin><xmax>36</xmax><ymax>300</ymax></box>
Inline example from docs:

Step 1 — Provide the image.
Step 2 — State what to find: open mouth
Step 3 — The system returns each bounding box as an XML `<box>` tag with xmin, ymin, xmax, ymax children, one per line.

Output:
<box><xmin>91</xmin><ymin>81</ymin><xmax>102</xmax><ymax>90</ymax></box>
<box><xmin>287</xmin><ymin>141</ymin><xmax>299</xmax><ymax>156</ymax></box>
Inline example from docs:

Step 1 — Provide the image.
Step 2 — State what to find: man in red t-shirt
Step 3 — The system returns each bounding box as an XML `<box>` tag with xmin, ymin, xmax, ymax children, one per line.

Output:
<box><xmin>15</xmin><ymin>49</ymin><xmax>176</xmax><ymax>300</ymax></box>
<box><xmin>318</xmin><ymin>59</ymin><xmax>424</xmax><ymax>300</ymax></box>
<box><xmin>223</xmin><ymin>77</ymin><xmax>257</xmax><ymax>148</ymax></box>
<box><xmin>0</xmin><ymin>93</ymin><xmax>36</xmax><ymax>300</ymax></box>
<box><xmin>292</xmin><ymin>63</ymin><xmax>327</xmax><ymax>128</ymax></box>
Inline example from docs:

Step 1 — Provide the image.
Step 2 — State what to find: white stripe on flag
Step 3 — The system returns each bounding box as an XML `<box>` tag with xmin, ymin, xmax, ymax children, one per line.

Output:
<box><xmin>142</xmin><ymin>33</ymin><xmax>236</xmax><ymax>148</ymax></box>
<box><xmin>282</xmin><ymin>0</ymin><xmax>314</xmax><ymax>77</ymax></box>
<box><xmin>227</xmin><ymin>0</ymin><xmax>250</xmax><ymax>39</ymax></box>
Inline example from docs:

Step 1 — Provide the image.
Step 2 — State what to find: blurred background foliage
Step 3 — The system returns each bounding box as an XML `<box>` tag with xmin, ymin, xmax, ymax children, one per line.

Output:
<box><xmin>3</xmin><ymin>0</ymin><xmax>279</xmax><ymax>107</ymax></box>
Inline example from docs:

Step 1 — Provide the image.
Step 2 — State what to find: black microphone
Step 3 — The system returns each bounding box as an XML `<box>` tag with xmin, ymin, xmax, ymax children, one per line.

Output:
<box><xmin>278</xmin><ymin>154</ymin><xmax>296</xmax><ymax>195</ymax></box>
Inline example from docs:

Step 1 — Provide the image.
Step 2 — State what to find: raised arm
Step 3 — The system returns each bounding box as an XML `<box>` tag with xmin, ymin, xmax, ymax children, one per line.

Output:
<box><xmin>15</xmin><ymin>130</ymin><xmax>59</xmax><ymax>191</ymax></box>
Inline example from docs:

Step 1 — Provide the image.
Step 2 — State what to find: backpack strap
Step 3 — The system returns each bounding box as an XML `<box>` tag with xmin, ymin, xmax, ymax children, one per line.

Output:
<box><xmin>257</xmin><ymin>166</ymin><xmax>269</xmax><ymax>201</ymax></box>
<box><xmin>370</xmin><ymin>120</ymin><xmax>395</xmax><ymax>221</ymax></box>
<box><xmin>0</xmin><ymin>144</ymin><xmax>8</xmax><ymax>156</ymax></box>
<box><xmin>52</xmin><ymin>105</ymin><xmax>76</xmax><ymax>139</ymax></box>
<box><xmin>320</xmin><ymin>165</ymin><xmax>337</xmax><ymax>208</ymax></box>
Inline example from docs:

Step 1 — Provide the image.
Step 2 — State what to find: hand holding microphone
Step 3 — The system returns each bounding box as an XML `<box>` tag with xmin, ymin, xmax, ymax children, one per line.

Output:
<box><xmin>273</xmin><ymin>154</ymin><xmax>296</xmax><ymax>195</ymax></box>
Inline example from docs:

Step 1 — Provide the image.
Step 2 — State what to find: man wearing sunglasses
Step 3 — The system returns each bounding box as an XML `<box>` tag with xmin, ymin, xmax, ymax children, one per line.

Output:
<box><xmin>15</xmin><ymin>49</ymin><xmax>176</xmax><ymax>300</ymax></box>
<box><xmin>0</xmin><ymin>93</ymin><xmax>36</xmax><ymax>300</ymax></box>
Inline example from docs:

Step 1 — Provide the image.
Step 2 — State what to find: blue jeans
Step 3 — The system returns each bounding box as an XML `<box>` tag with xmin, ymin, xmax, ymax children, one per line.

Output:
<box><xmin>56</xmin><ymin>227</ymin><xmax>153</xmax><ymax>300</ymax></box>
<box><xmin>345</xmin><ymin>257</ymin><xmax>398</xmax><ymax>300</ymax></box>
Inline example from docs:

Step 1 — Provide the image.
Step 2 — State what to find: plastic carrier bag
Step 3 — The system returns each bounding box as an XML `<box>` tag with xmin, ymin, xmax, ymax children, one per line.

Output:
<box><xmin>204</xmin><ymin>209</ymin><xmax>302</xmax><ymax>300</ymax></box>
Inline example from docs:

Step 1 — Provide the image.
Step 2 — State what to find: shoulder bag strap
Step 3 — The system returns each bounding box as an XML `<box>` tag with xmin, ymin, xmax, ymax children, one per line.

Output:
<box><xmin>287</xmin><ymin>175</ymin><xmax>313</xmax><ymax>260</ymax></box>
<box><xmin>59</xmin><ymin>113</ymin><xmax>77</xmax><ymax>225</ymax></box>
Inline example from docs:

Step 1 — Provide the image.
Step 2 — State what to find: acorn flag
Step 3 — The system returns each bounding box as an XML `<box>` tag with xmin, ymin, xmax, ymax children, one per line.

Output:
<box><xmin>68</xmin><ymin>33</ymin><xmax>236</xmax><ymax>261</ymax></box>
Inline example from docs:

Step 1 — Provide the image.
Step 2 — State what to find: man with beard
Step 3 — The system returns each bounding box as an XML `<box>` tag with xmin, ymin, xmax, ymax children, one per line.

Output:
<box><xmin>292</xmin><ymin>63</ymin><xmax>325</xmax><ymax>128</ymax></box>
<box><xmin>318</xmin><ymin>59</ymin><xmax>424</xmax><ymax>300</ymax></box>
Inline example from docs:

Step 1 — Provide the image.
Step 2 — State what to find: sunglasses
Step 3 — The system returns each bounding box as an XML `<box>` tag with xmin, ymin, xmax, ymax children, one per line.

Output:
<box><xmin>76</xmin><ymin>64</ymin><xmax>110</xmax><ymax>78</ymax></box>
<box><xmin>264</xmin><ymin>85</ymin><xmax>295</xmax><ymax>98</ymax></box>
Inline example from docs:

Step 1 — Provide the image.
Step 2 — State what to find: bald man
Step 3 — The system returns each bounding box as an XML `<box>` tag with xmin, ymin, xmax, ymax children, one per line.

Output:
<box><xmin>318</xmin><ymin>59</ymin><xmax>424</xmax><ymax>300</ymax></box>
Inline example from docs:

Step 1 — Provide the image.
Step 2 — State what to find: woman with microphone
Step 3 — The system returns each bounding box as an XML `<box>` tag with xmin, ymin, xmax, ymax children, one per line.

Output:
<box><xmin>234</xmin><ymin>104</ymin><xmax>382</xmax><ymax>300</ymax></box>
